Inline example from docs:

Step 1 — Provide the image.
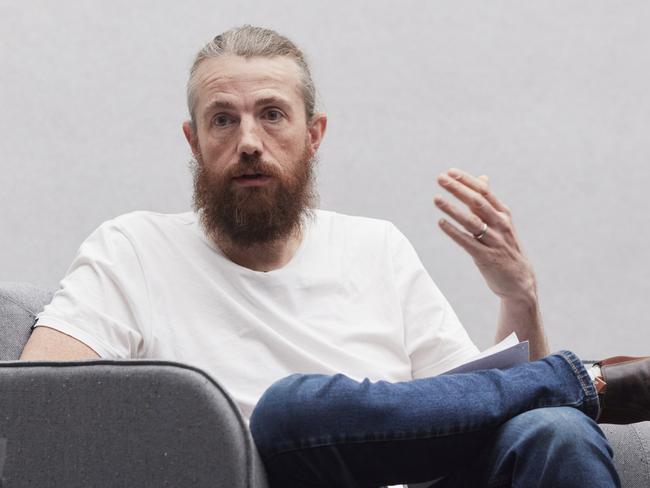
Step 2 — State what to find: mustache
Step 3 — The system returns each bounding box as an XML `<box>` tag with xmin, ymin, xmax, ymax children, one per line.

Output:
<box><xmin>225</xmin><ymin>154</ymin><xmax>282</xmax><ymax>179</ymax></box>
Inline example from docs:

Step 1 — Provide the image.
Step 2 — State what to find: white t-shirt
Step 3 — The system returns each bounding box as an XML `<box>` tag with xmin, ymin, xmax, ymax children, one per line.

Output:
<box><xmin>36</xmin><ymin>209</ymin><xmax>479</xmax><ymax>422</ymax></box>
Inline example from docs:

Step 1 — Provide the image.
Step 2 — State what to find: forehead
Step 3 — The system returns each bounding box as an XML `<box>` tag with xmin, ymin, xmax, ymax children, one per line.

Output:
<box><xmin>193</xmin><ymin>55</ymin><xmax>304</xmax><ymax>112</ymax></box>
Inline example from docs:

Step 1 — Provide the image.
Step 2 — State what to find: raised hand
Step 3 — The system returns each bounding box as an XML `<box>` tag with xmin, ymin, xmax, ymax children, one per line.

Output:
<box><xmin>434</xmin><ymin>168</ymin><xmax>536</xmax><ymax>302</ymax></box>
<box><xmin>433</xmin><ymin>168</ymin><xmax>548</xmax><ymax>358</ymax></box>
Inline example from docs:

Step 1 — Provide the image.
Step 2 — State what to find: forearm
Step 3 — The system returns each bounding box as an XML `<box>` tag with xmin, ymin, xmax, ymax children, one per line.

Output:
<box><xmin>495</xmin><ymin>292</ymin><xmax>549</xmax><ymax>361</ymax></box>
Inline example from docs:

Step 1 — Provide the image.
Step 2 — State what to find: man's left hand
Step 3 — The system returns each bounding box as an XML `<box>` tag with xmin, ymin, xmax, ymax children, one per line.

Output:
<box><xmin>433</xmin><ymin>168</ymin><xmax>537</xmax><ymax>303</ymax></box>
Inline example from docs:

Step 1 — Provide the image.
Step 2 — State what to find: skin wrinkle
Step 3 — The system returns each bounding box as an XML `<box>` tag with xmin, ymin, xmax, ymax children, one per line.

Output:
<box><xmin>193</xmin><ymin>55</ymin><xmax>304</xmax><ymax>129</ymax></box>
<box><xmin>202</xmin><ymin>95</ymin><xmax>294</xmax><ymax>129</ymax></box>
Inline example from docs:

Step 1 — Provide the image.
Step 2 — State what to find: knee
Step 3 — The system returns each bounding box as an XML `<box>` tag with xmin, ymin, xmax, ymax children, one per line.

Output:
<box><xmin>483</xmin><ymin>408</ymin><xmax>619</xmax><ymax>486</ymax></box>
<box><xmin>249</xmin><ymin>374</ymin><xmax>300</xmax><ymax>446</ymax></box>
<box><xmin>498</xmin><ymin>407</ymin><xmax>612</xmax><ymax>459</ymax></box>
<box><xmin>249</xmin><ymin>373</ymin><xmax>336</xmax><ymax>455</ymax></box>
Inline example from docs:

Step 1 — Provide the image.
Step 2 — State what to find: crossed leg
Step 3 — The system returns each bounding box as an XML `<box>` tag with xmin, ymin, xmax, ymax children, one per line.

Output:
<box><xmin>250</xmin><ymin>351</ymin><xmax>619</xmax><ymax>487</ymax></box>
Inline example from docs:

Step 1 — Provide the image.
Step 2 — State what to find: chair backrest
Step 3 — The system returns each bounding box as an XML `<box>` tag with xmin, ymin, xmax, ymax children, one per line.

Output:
<box><xmin>0</xmin><ymin>282</ymin><xmax>53</xmax><ymax>360</ymax></box>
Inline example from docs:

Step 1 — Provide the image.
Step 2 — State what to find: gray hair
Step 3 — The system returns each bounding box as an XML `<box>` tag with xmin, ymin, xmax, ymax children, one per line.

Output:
<box><xmin>187</xmin><ymin>25</ymin><xmax>316</xmax><ymax>130</ymax></box>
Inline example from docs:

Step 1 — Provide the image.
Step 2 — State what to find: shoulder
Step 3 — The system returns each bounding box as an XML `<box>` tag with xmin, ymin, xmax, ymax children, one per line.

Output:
<box><xmin>311</xmin><ymin>209</ymin><xmax>412</xmax><ymax>265</ymax></box>
<box><xmin>109</xmin><ymin>210</ymin><xmax>195</xmax><ymax>230</ymax></box>
<box><xmin>80</xmin><ymin>211</ymin><xmax>197</xmax><ymax>256</ymax></box>
<box><xmin>95</xmin><ymin>210</ymin><xmax>196</xmax><ymax>239</ymax></box>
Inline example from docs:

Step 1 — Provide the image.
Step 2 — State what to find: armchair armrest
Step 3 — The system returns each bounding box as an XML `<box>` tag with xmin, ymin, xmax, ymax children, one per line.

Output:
<box><xmin>0</xmin><ymin>360</ymin><xmax>269</xmax><ymax>488</ymax></box>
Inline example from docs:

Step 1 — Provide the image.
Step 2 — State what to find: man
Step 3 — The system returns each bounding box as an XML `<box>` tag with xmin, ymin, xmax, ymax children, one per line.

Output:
<box><xmin>20</xmin><ymin>25</ymin><xmax>649</xmax><ymax>487</ymax></box>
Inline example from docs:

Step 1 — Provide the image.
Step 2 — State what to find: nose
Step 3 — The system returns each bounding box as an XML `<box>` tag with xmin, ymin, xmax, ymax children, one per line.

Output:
<box><xmin>236</xmin><ymin>116</ymin><xmax>263</xmax><ymax>157</ymax></box>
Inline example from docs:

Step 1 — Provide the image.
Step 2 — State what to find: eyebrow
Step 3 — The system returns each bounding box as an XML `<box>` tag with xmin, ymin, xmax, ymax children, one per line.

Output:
<box><xmin>202</xmin><ymin>96</ymin><xmax>292</xmax><ymax>117</ymax></box>
<box><xmin>254</xmin><ymin>96</ymin><xmax>291</xmax><ymax>109</ymax></box>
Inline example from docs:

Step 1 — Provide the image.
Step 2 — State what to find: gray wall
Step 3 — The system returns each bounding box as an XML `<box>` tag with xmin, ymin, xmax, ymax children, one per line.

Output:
<box><xmin>2</xmin><ymin>1</ymin><xmax>649</xmax><ymax>358</ymax></box>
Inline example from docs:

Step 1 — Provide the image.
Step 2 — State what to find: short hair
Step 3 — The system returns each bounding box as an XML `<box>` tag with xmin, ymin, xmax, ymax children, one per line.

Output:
<box><xmin>187</xmin><ymin>25</ymin><xmax>316</xmax><ymax>130</ymax></box>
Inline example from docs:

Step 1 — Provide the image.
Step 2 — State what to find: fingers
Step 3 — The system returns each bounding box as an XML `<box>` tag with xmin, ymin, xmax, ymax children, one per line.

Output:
<box><xmin>437</xmin><ymin>218</ymin><xmax>486</xmax><ymax>257</ymax></box>
<box><xmin>446</xmin><ymin>168</ymin><xmax>508</xmax><ymax>213</ymax></box>
<box><xmin>433</xmin><ymin>194</ymin><xmax>494</xmax><ymax>245</ymax></box>
<box><xmin>436</xmin><ymin>172</ymin><xmax>502</xmax><ymax>227</ymax></box>
<box><xmin>434</xmin><ymin>169</ymin><xmax>536</xmax><ymax>304</ymax></box>
<box><xmin>435</xmin><ymin>168</ymin><xmax>521</xmax><ymax>255</ymax></box>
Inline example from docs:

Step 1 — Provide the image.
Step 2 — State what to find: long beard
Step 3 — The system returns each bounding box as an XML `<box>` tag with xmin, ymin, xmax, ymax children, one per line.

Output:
<box><xmin>190</xmin><ymin>145</ymin><xmax>319</xmax><ymax>248</ymax></box>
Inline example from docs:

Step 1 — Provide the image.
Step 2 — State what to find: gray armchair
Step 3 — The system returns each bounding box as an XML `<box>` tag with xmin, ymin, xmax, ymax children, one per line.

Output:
<box><xmin>1</xmin><ymin>282</ymin><xmax>268</xmax><ymax>488</ymax></box>
<box><xmin>1</xmin><ymin>282</ymin><xmax>649</xmax><ymax>487</ymax></box>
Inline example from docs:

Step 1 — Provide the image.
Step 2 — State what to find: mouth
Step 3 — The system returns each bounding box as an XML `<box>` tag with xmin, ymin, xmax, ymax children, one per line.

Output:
<box><xmin>232</xmin><ymin>173</ymin><xmax>273</xmax><ymax>186</ymax></box>
<box><xmin>234</xmin><ymin>172</ymin><xmax>266</xmax><ymax>180</ymax></box>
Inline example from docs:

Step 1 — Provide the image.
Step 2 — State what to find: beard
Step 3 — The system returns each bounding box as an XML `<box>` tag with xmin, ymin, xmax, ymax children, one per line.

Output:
<box><xmin>190</xmin><ymin>144</ymin><xmax>319</xmax><ymax>248</ymax></box>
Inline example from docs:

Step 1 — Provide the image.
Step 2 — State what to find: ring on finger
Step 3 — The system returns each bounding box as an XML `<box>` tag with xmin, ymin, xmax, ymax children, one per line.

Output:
<box><xmin>473</xmin><ymin>222</ymin><xmax>488</xmax><ymax>241</ymax></box>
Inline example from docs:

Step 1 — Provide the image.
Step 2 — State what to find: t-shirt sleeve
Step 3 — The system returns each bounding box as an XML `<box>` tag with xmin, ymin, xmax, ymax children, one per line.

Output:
<box><xmin>388</xmin><ymin>223</ymin><xmax>480</xmax><ymax>378</ymax></box>
<box><xmin>34</xmin><ymin>219</ymin><xmax>150</xmax><ymax>359</ymax></box>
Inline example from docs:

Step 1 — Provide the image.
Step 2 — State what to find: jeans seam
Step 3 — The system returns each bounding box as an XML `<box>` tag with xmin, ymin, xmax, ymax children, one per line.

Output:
<box><xmin>486</xmin><ymin>473</ymin><xmax>511</xmax><ymax>488</ymax></box>
<box><xmin>263</xmin><ymin>423</ymin><xmax>497</xmax><ymax>461</ymax></box>
<box><xmin>559</xmin><ymin>350</ymin><xmax>600</xmax><ymax>420</ymax></box>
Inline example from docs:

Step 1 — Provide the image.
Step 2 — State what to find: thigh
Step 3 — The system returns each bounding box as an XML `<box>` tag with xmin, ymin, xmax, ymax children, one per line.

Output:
<box><xmin>250</xmin><ymin>359</ymin><xmax>598</xmax><ymax>488</ymax></box>
<box><xmin>251</xmin><ymin>373</ymin><xmax>494</xmax><ymax>487</ymax></box>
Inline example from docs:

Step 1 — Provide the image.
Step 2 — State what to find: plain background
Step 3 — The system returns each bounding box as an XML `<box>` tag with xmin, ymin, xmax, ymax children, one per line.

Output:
<box><xmin>2</xmin><ymin>1</ymin><xmax>649</xmax><ymax>358</ymax></box>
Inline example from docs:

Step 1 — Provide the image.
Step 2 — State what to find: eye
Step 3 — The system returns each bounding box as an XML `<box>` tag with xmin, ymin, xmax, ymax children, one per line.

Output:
<box><xmin>213</xmin><ymin>113</ymin><xmax>235</xmax><ymax>127</ymax></box>
<box><xmin>263</xmin><ymin>109</ymin><xmax>285</xmax><ymax>122</ymax></box>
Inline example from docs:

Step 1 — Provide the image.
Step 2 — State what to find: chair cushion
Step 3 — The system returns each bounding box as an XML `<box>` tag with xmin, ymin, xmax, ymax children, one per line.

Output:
<box><xmin>601</xmin><ymin>423</ymin><xmax>650</xmax><ymax>487</ymax></box>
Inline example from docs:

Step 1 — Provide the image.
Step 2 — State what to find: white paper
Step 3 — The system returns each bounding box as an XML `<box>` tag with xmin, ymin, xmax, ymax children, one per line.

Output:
<box><xmin>442</xmin><ymin>332</ymin><xmax>530</xmax><ymax>375</ymax></box>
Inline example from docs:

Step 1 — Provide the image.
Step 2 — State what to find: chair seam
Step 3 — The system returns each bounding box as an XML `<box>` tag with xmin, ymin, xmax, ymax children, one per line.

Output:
<box><xmin>632</xmin><ymin>424</ymin><xmax>650</xmax><ymax>482</ymax></box>
<box><xmin>0</xmin><ymin>293</ymin><xmax>39</xmax><ymax>317</ymax></box>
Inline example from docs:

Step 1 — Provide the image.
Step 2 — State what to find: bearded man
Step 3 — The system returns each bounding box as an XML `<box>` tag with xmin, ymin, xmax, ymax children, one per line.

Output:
<box><xmin>21</xmin><ymin>25</ymin><xmax>650</xmax><ymax>488</ymax></box>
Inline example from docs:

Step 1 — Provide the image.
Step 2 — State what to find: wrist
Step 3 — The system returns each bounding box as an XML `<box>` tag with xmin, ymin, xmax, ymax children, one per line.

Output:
<box><xmin>500</xmin><ymin>291</ymin><xmax>538</xmax><ymax>311</ymax></box>
<box><xmin>497</xmin><ymin>289</ymin><xmax>543</xmax><ymax>337</ymax></box>
<box><xmin>498</xmin><ymin>273</ymin><xmax>538</xmax><ymax>306</ymax></box>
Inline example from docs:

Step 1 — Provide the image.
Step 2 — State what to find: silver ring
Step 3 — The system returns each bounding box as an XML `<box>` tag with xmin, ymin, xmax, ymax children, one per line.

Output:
<box><xmin>473</xmin><ymin>222</ymin><xmax>488</xmax><ymax>240</ymax></box>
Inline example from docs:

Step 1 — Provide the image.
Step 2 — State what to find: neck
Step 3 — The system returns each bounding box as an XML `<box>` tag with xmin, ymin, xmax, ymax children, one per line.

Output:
<box><xmin>213</xmin><ymin>226</ymin><xmax>304</xmax><ymax>272</ymax></box>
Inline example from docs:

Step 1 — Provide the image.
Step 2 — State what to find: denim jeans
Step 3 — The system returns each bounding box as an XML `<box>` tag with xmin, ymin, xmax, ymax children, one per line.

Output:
<box><xmin>250</xmin><ymin>351</ymin><xmax>620</xmax><ymax>487</ymax></box>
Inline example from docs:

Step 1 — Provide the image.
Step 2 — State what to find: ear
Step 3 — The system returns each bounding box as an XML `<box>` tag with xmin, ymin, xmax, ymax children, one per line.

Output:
<box><xmin>306</xmin><ymin>113</ymin><xmax>327</xmax><ymax>153</ymax></box>
<box><xmin>182</xmin><ymin>120</ymin><xmax>200</xmax><ymax>156</ymax></box>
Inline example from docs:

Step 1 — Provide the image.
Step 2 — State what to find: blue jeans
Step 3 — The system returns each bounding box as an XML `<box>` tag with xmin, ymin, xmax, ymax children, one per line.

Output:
<box><xmin>250</xmin><ymin>351</ymin><xmax>620</xmax><ymax>487</ymax></box>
